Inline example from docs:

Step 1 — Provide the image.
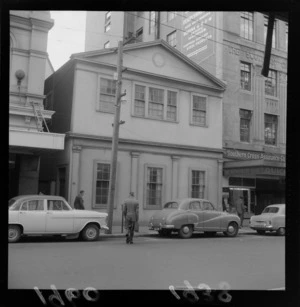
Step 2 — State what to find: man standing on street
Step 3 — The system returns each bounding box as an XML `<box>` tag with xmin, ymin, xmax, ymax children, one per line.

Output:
<box><xmin>74</xmin><ymin>190</ymin><xmax>85</xmax><ymax>210</ymax></box>
<box><xmin>123</xmin><ymin>192</ymin><xmax>139</xmax><ymax>244</ymax></box>
<box><xmin>236</xmin><ymin>196</ymin><xmax>245</xmax><ymax>228</ymax></box>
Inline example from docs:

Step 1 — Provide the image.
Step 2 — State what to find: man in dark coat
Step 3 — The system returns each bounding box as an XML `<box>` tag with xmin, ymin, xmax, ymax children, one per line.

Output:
<box><xmin>236</xmin><ymin>196</ymin><xmax>245</xmax><ymax>227</ymax></box>
<box><xmin>123</xmin><ymin>192</ymin><xmax>139</xmax><ymax>244</ymax></box>
<box><xmin>74</xmin><ymin>190</ymin><xmax>85</xmax><ymax>210</ymax></box>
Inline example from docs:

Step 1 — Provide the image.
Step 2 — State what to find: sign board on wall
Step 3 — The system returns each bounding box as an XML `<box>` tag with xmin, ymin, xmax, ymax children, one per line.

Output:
<box><xmin>181</xmin><ymin>12</ymin><xmax>215</xmax><ymax>63</ymax></box>
<box><xmin>224</xmin><ymin>149</ymin><xmax>285</xmax><ymax>163</ymax></box>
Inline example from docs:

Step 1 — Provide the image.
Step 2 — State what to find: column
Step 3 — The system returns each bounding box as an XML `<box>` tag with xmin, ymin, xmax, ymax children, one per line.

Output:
<box><xmin>217</xmin><ymin>159</ymin><xmax>223</xmax><ymax>211</ymax></box>
<box><xmin>171</xmin><ymin>156</ymin><xmax>180</xmax><ymax>199</ymax></box>
<box><xmin>71</xmin><ymin>145</ymin><xmax>82</xmax><ymax>205</ymax></box>
<box><xmin>130</xmin><ymin>152</ymin><xmax>140</xmax><ymax>197</ymax></box>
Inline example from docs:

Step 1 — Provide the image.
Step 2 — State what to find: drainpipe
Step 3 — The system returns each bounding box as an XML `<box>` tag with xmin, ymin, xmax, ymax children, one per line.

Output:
<box><xmin>156</xmin><ymin>11</ymin><xmax>161</xmax><ymax>39</ymax></box>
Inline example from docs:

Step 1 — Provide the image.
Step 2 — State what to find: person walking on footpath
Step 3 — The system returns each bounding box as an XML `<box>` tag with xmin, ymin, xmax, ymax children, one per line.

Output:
<box><xmin>123</xmin><ymin>192</ymin><xmax>139</xmax><ymax>244</ymax></box>
<box><xmin>74</xmin><ymin>190</ymin><xmax>85</xmax><ymax>210</ymax></box>
<box><xmin>236</xmin><ymin>196</ymin><xmax>245</xmax><ymax>228</ymax></box>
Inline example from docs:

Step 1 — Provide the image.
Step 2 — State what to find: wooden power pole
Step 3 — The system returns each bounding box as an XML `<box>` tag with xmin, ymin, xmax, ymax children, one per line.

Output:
<box><xmin>106</xmin><ymin>41</ymin><xmax>126</xmax><ymax>233</ymax></box>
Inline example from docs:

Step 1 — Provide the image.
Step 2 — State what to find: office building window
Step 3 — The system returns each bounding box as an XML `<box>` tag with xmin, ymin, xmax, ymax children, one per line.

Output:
<box><xmin>240</xmin><ymin>109</ymin><xmax>252</xmax><ymax>142</ymax></box>
<box><xmin>149</xmin><ymin>11</ymin><xmax>156</xmax><ymax>34</ymax></box>
<box><xmin>192</xmin><ymin>95</ymin><xmax>207</xmax><ymax>126</ymax></box>
<box><xmin>264</xmin><ymin>114</ymin><xmax>278</xmax><ymax>145</ymax></box>
<box><xmin>99</xmin><ymin>77</ymin><xmax>116</xmax><ymax>113</ymax></box>
<box><xmin>149</xmin><ymin>87</ymin><xmax>164</xmax><ymax>119</ymax></box>
<box><xmin>134</xmin><ymin>85</ymin><xmax>146</xmax><ymax>117</ymax></box>
<box><xmin>167</xmin><ymin>31</ymin><xmax>177</xmax><ymax>47</ymax></box>
<box><xmin>136</xmin><ymin>27</ymin><xmax>143</xmax><ymax>42</ymax></box>
<box><xmin>146</xmin><ymin>167</ymin><xmax>163</xmax><ymax>208</ymax></box>
<box><xmin>167</xmin><ymin>11</ymin><xmax>176</xmax><ymax>21</ymax></box>
<box><xmin>95</xmin><ymin>163</ymin><xmax>110</xmax><ymax>206</ymax></box>
<box><xmin>104</xmin><ymin>41</ymin><xmax>110</xmax><ymax>49</ymax></box>
<box><xmin>240</xmin><ymin>62</ymin><xmax>251</xmax><ymax>91</ymax></box>
<box><xmin>167</xmin><ymin>91</ymin><xmax>177</xmax><ymax>121</ymax></box>
<box><xmin>190</xmin><ymin>170</ymin><xmax>205</xmax><ymax>199</ymax></box>
<box><xmin>265</xmin><ymin>69</ymin><xmax>277</xmax><ymax>97</ymax></box>
<box><xmin>104</xmin><ymin>11</ymin><xmax>111</xmax><ymax>32</ymax></box>
<box><xmin>264</xmin><ymin>15</ymin><xmax>276</xmax><ymax>49</ymax></box>
<box><xmin>240</xmin><ymin>12</ymin><xmax>254</xmax><ymax>40</ymax></box>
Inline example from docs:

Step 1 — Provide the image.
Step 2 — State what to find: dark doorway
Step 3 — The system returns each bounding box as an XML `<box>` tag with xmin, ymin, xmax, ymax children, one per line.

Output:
<box><xmin>9</xmin><ymin>153</ymin><xmax>20</xmax><ymax>199</ymax></box>
<box><xmin>58</xmin><ymin>167</ymin><xmax>66</xmax><ymax>198</ymax></box>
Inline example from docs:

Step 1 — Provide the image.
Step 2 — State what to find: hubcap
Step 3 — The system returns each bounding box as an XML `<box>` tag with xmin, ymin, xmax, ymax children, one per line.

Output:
<box><xmin>182</xmin><ymin>226</ymin><xmax>190</xmax><ymax>234</ymax></box>
<box><xmin>228</xmin><ymin>225</ymin><xmax>234</xmax><ymax>233</ymax></box>
<box><xmin>86</xmin><ymin>228</ymin><xmax>96</xmax><ymax>239</ymax></box>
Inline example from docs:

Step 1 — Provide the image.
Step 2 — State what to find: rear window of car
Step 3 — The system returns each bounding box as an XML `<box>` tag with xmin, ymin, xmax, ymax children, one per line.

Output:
<box><xmin>263</xmin><ymin>207</ymin><xmax>279</xmax><ymax>213</ymax></box>
<box><xmin>163</xmin><ymin>202</ymin><xmax>179</xmax><ymax>209</ymax></box>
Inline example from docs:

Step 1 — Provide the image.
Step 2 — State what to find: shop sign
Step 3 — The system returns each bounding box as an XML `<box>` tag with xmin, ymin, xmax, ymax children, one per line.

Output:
<box><xmin>224</xmin><ymin>167</ymin><xmax>285</xmax><ymax>177</ymax></box>
<box><xmin>224</xmin><ymin>149</ymin><xmax>285</xmax><ymax>163</ymax></box>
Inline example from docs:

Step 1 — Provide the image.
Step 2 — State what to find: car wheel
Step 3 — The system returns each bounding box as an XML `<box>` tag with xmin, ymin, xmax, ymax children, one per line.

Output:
<box><xmin>81</xmin><ymin>224</ymin><xmax>100</xmax><ymax>241</ymax></box>
<box><xmin>178</xmin><ymin>225</ymin><xmax>193</xmax><ymax>239</ymax></box>
<box><xmin>276</xmin><ymin>227</ymin><xmax>285</xmax><ymax>236</ymax></box>
<box><xmin>256</xmin><ymin>230</ymin><xmax>266</xmax><ymax>235</ymax></box>
<box><xmin>9</xmin><ymin>225</ymin><xmax>21</xmax><ymax>243</ymax></box>
<box><xmin>223</xmin><ymin>222</ymin><xmax>239</xmax><ymax>237</ymax></box>
<box><xmin>204</xmin><ymin>231</ymin><xmax>217</xmax><ymax>237</ymax></box>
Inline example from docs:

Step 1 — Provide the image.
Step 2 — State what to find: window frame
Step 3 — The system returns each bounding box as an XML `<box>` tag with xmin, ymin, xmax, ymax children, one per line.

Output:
<box><xmin>104</xmin><ymin>11</ymin><xmax>111</xmax><ymax>33</ymax></box>
<box><xmin>97</xmin><ymin>76</ymin><xmax>117</xmax><ymax>113</ymax></box>
<box><xmin>264</xmin><ymin>113</ymin><xmax>278</xmax><ymax>146</ymax></box>
<box><xmin>132</xmin><ymin>82</ymin><xmax>179</xmax><ymax>123</ymax></box>
<box><xmin>264</xmin><ymin>69</ymin><xmax>277</xmax><ymax>97</ymax></box>
<box><xmin>190</xmin><ymin>93</ymin><xmax>208</xmax><ymax>127</ymax></box>
<box><xmin>144</xmin><ymin>164</ymin><xmax>166</xmax><ymax>210</ymax></box>
<box><xmin>188</xmin><ymin>168</ymin><xmax>207</xmax><ymax>199</ymax></box>
<box><xmin>240</xmin><ymin>11</ymin><xmax>254</xmax><ymax>41</ymax></box>
<box><xmin>240</xmin><ymin>61</ymin><xmax>252</xmax><ymax>92</ymax></box>
<box><xmin>239</xmin><ymin>109</ymin><xmax>252</xmax><ymax>143</ymax></box>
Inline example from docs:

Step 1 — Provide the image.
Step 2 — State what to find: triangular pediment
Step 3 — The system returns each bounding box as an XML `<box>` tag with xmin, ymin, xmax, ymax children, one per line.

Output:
<box><xmin>72</xmin><ymin>40</ymin><xmax>225</xmax><ymax>91</ymax></box>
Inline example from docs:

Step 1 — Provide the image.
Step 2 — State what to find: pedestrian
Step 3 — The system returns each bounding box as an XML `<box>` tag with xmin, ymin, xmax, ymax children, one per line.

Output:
<box><xmin>236</xmin><ymin>196</ymin><xmax>245</xmax><ymax>227</ymax></box>
<box><xmin>123</xmin><ymin>192</ymin><xmax>139</xmax><ymax>244</ymax></box>
<box><xmin>222</xmin><ymin>198</ymin><xmax>229</xmax><ymax>212</ymax></box>
<box><xmin>74</xmin><ymin>190</ymin><xmax>85</xmax><ymax>210</ymax></box>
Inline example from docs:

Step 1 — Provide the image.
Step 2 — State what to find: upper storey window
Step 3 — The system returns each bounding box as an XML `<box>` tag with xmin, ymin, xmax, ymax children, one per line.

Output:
<box><xmin>240</xmin><ymin>12</ymin><xmax>254</xmax><ymax>41</ymax></box>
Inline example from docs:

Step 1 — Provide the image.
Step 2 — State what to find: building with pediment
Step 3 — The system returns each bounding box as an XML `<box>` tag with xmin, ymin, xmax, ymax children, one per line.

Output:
<box><xmin>43</xmin><ymin>40</ymin><xmax>226</xmax><ymax>223</ymax></box>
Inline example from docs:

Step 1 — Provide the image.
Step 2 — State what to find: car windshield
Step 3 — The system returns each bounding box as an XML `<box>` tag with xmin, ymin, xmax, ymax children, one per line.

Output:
<box><xmin>262</xmin><ymin>207</ymin><xmax>279</xmax><ymax>214</ymax></box>
<box><xmin>8</xmin><ymin>198</ymin><xmax>21</xmax><ymax>211</ymax></box>
<box><xmin>163</xmin><ymin>202</ymin><xmax>179</xmax><ymax>209</ymax></box>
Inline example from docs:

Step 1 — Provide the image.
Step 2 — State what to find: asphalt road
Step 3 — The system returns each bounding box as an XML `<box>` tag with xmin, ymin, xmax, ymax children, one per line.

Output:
<box><xmin>8</xmin><ymin>232</ymin><xmax>285</xmax><ymax>290</ymax></box>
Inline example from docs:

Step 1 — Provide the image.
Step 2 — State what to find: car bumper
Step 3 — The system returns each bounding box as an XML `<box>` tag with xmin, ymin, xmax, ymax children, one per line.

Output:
<box><xmin>101</xmin><ymin>225</ymin><xmax>109</xmax><ymax>231</ymax></box>
<box><xmin>149</xmin><ymin>223</ymin><xmax>175</xmax><ymax>231</ymax></box>
<box><xmin>249</xmin><ymin>224</ymin><xmax>274</xmax><ymax>231</ymax></box>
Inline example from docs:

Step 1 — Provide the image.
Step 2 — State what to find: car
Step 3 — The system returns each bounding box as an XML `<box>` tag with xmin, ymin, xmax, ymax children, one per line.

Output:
<box><xmin>148</xmin><ymin>198</ymin><xmax>241</xmax><ymax>238</ymax></box>
<box><xmin>8</xmin><ymin>195</ymin><xmax>109</xmax><ymax>243</ymax></box>
<box><xmin>249</xmin><ymin>204</ymin><xmax>285</xmax><ymax>236</ymax></box>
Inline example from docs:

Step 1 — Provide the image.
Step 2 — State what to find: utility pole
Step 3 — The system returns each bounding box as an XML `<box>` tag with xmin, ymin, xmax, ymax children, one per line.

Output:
<box><xmin>106</xmin><ymin>40</ymin><xmax>126</xmax><ymax>233</ymax></box>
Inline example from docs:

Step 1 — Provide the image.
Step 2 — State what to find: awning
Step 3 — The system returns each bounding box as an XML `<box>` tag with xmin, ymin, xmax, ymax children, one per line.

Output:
<box><xmin>223</xmin><ymin>159</ymin><xmax>285</xmax><ymax>177</ymax></box>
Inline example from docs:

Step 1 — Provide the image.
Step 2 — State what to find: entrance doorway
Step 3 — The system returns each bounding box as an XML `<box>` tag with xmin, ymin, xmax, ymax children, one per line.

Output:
<box><xmin>229</xmin><ymin>187</ymin><xmax>255</xmax><ymax>218</ymax></box>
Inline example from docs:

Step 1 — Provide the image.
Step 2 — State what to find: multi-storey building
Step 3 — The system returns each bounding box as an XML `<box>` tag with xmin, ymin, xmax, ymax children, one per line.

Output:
<box><xmin>43</xmin><ymin>40</ymin><xmax>226</xmax><ymax>224</ymax></box>
<box><xmin>9</xmin><ymin>11</ymin><xmax>65</xmax><ymax>199</ymax></box>
<box><xmin>85</xmin><ymin>11</ymin><xmax>287</xmax><ymax>215</ymax></box>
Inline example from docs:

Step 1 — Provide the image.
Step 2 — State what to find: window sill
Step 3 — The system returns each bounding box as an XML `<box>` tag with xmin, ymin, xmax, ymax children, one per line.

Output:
<box><xmin>189</xmin><ymin>123</ymin><xmax>208</xmax><ymax>128</ymax></box>
<box><xmin>96</xmin><ymin>109</ymin><xmax>115</xmax><ymax>115</ymax></box>
<box><xmin>240</xmin><ymin>89</ymin><xmax>253</xmax><ymax>95</ymax></box>
<box><xmin>264</xmin><ymin>95</ymin><xmax>279</xmax><ymax>101</ymax></box>
<box><xmin>132</xmin><ymin>114</ymin><xmax>179</xmax><ymax>124</ymax></box>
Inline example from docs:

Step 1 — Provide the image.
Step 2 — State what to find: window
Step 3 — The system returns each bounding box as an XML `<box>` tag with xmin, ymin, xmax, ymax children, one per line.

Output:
<box><xmin>191</xmin><ymin>170</ymin><xmax>205</xmax><ymax>198</ymax></box>
<box><xmin>136</xmin><ymin>27</ymin><xmax>143</xmax><ymax>42</ymax></box>
<box><xmin>265</xmin><ymin>69</ymin><xmax>277</xmax><ymax>97</ymax></box>
<box><xmin>240</xmin><ymin>109</ymin><xmax>252</xmax><ymax>142</ymax></box>
<box><xmin>163</xmin><ymin>201</ymin><xmax>179</xmax><ymax>209</ymax></box>
<box><xmin>99</xmin><ymin>77</ymin><xmax>116</xmax><ymax>113</ymax></box>
<box><xmin>240</xmin><ymin>12</ymin><xmax>253</xmax><ymax>40</ymax></box>
<box><xmin>21</xmin><ymin>200</ymin><xmax>44</xmax><ymax>211</ymax></box>
<box><xmin>133</xmin><ymin>84</ymin><xmax>178</xmax><ymax>122</ymax></box>
<box><xmin>167</xmin><ymin>91</ymin><xmax>177</xmax><ymax>121</ymax></box>
<box><xmin>262</xmin><ymin>206</ymin><xmax>279</xmax><ymax>213</ymax></box>
<box><xmin>167</xmin><ymin>11</ymin><xmax>176</xmax><ymax>22</ymax></box>
<box><xmin>95</xmin><ymin>163</ymin><xmax>110</xmax><ymax>206</ymax></box>
<box><xmin>167</xmin><ymin>31</ymin><xmax>177</xmax><ymax>47</ymax></box>
<box><xmin>264</xmin><ymin>114</ymin><xmax>277</xmax><ymax>145</ymax></box>
<box><xmin>47</xmin><ymin>200</ymin><xmax>69</xmax><ymax>211</ymax></box>
<box><xmin>192</xmin><ymin>95</ymin><xmax>207</xmax><ymax>126</ymax></box>
<box><xmin>104</xmin><ymin>11</ymin><xmax>111</xmax><ymax>32</ymax></box>
<box><xmin>134</xmin><ymin>85</ymin><xmax>146</xmax><ymax>117</ymax></box>
<box><xmin>285</xmin><ymin>23</ymin><xmax>288</xmax><ymax>51</ymax></box>
<box><xmin>189</xmin><ymin>201</ymin><xmax>201</xmax><ymax>211</ymax></box>
<box><xmin>240</xmin><ymin>62</ymin><xmax>251</xmax><ymax>91</ymax></box>
<box><xmin>148</xmin><ymin>87</ymin><xmax>164</xmax><ymax>119</ymax></box>
<box><xmin>146</xmin><ymin>167</ymin><xmax>163</xmax><ymax>208</ymax></box>
<box><xmin>149</xmin><ymin>11</ymin><xmax>156</xmax><ymax>34</ymax></box>
<box><xmin>202</xmin><ymin>201</ymin><xmax>214</xmax><ymax>211</ymax></box>
<box><xmin>264</xmin><ymin>15</ymin><xmax>276</xmax><ymax>49</ymax></box>
<box><xmin>104</xmin><ymin>41</ymin><xmax>110</xmax><ymax>49</ymax></box>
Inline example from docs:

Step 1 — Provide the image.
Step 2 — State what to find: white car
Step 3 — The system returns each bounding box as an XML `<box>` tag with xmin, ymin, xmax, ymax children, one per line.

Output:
<box><xmin>8</xmin><ymin>195</ymin><xmax>109</xmax><ymax>243</ymax></box>
<box><xmin>249</xmin><ymin>204</ymin><xmax>285</xmax><ymax>236</ymax></box>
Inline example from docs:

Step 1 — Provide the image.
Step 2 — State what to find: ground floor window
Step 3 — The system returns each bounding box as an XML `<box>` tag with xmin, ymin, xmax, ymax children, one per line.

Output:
<box><xmin>95</xmin><ymin>163</ymin><xmax>110</xmax><ymax>207</ymax></box>
<box><xmin>190</xmin><ymin>170</ymin><xmax>205</xmax><ymax>198</ymax></box>
<box><xmin>146</xmin><ymin>167</ymin><xmax>163</xmax><ymax>209</ymax></box>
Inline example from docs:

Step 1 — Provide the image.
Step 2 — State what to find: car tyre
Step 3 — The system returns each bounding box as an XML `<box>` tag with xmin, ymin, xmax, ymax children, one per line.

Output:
<box><xmin>81</xmin><ymin>224</ymin><xmax>100</xmax><ymax>241</ymax></box>
<box><xmin>223</xmin><ymin>222</ymin><xmax>239</xmax><ymax>237</ymax></box>
<box><xmin>276</xmin><ymin>227</ymin><xmax>285</xmax><ymax>236</ymax></box>
<box><xmin>256</xmin><ymin>230</ymin><xmax>266</xmax><ymax>235</ymax></box>
<box><xmin>178</xmin><ymin>225</ymin><xmax>193</xmax><ymax>239</ymax></box>
<box><xmin>9</xmin><ymin>225</ymin><xmax>21</xmax><ymax>243</ymax></box>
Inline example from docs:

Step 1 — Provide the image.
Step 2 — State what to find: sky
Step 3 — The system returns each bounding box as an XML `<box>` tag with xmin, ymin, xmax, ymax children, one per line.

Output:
<box><xmin>47</xmin><ymin>11</ymin><xmax>87</xmax><ymax>71</ymax></box>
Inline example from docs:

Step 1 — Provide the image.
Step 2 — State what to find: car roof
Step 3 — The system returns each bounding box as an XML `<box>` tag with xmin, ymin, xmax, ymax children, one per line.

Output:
<box><xmin>266</xmin><ymin>204</ymin><xmax>285</xmax><ymax>207</ymax></box>
<box><xmin>10</xmin><ymin>195</ymin><xmax>66</xmax><ymax>201</ymax></box>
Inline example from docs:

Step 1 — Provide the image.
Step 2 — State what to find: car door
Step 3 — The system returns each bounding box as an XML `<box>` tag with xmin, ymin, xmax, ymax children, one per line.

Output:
<box><xmin>188</xmin><ymin>200</ymin><xmax>203</xmax><ymax>229</ymax></box>
<box><xmin>45</xmin><ymin>199</ymin><xmax>74</xmax><ymax>233</ymax></box>
<box><xmin>19</xmin><ymin>199</ymin><xmax>47</xmax><ymax>233</ymax></box>
<box><xmin>200</xmin><ymin>201</ymin><xmax>221</xmax><ymax>230</ymax></box>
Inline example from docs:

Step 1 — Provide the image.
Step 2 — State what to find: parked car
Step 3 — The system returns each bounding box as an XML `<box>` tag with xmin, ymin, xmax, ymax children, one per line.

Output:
<box><xmin>249</xmin><ymin>204</ymin><xmax>285</xmax><ymax>236</ymax></box>
<box><xmin>148</xmin><ymin>198</ymin><xmax>241</xmax><ymax>238</ymax></box>
<box><xmin>8</xmin><ymin>195</ymin><xmax>109</xmax><ymax>243</ymax></box>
